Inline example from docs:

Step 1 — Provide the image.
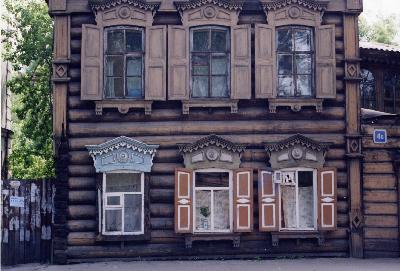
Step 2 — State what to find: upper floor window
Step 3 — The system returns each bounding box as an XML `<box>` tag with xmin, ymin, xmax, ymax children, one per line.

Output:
<box><xmin>360</xmin><ymin>69</ymin><xmax>376</xmax><ymax>110</ymax></box>
<box><xmin>104</xmin><ymin>27</ymin><xmax>144</xmax><ymax>99</ymax></box>
<box><xmin>276</xmin><ymin>26</ymin><xmax>314</xmax><ymax>97</ymax></box>
<box><xmin>383</xmin><ymin>71</ymin><xmax>400</xmax><ymax>113</ymax></box>
<box><xmin>190</xmin><ymin>26</ymin><xmax>230</xmax><ymax>98</ymax></box>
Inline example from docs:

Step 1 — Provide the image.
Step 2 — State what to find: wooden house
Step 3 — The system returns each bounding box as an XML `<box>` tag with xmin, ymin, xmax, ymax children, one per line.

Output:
<box><xmin>48</xmin><ymin>0</ymin><xmax>398</xmax><ymax>264</ymax></box>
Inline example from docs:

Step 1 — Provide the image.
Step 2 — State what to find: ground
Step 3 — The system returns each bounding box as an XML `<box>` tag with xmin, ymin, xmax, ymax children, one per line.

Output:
<box><xmin>3</xmin><ymin>258</ymin><xmax>400</xmax><ymax>271</ymax></box>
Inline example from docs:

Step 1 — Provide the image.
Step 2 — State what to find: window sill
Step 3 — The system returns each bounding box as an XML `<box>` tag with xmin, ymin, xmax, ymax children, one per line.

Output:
<box><xmin>268</xmin><ymin>98</ymin><xmax>323</xmax><ymax>113</ymax></box>
<box><xmin>184</xmin><ymin>233</ymin><xmax>241</xmax><ymax>248</ymax></box>
<box><xmin>95</xmin><ymin>100</ymin><xmax>152</xmax><ymax>115</ymax></box>
<box><xmin>271</xmin><ymin>231</ymin><xmax>325</xmax><ymax>247</ymax></box>
<box><xmin>182</xmin><ymin>99</ymin><xmax>239</xmax><ymax>114</ymax></box>
<box><xmin>96</xmin><ymin>232</ymin><xmax>150</xmax><ymax>242</ymax></box>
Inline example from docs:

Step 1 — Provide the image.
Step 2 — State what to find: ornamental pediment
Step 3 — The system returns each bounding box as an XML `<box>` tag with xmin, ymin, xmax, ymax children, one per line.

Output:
<box><xmin>178</xmin><ymin>134</ymin><xmax>246</xmax><ymax>169</ymax></box>
<box><xmin>260</xmin><ymin>0</ymin><xmax>329</xmax><ymax>12</ymax></box>
<box><xmin>86</xmin><ymin>136</ymin><xmax>159</xmax><ymax>173</ymax></box>
<box><xmin>89</xmin><ymin>0</ymin><xmax>161</xmax><ymax>11</ymax></box>
<box><xmin>265</xmin><ymin>134</ymin><xmax>331</xmax><ymax>169</ymax></box>
<box><xmin>174</xmin><ymin>0</ymin><xmax>244</xmax><ymax>12</ymax></box>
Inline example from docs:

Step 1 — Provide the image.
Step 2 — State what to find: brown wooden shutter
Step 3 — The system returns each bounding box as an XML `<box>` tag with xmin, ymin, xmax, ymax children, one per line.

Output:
<box><xmin>174</xmin><ymin>168</ymin><xmax>193</xmax><ymax>233</ymax></box>
<box><xmin>258</xmin><ymin>170</ymin><xmax>279</xmax><ymax>231</ymax></box>
<box><xmin>255</xmin><ymin>24</ymin><xmax>276</xmax><ymax>98</ymax></box>
<box><xmin>233</xmin><ymin>169</ymin><xmax>253</xmax><ymax>232</ymax></box>
<box><xmin>317</xmin><ymin>168</ymin><xmax>337</xmax><ymax>230</ymax></box>
<box><xmin>168</xmin><ymin>26</ymin><xmax>189</xmax><ymax>100</ymax></box>
<box><xmin>316</xmin><ymin>25</ymin><xmax>336</xmax><ymax>99</ymax></box>
<box><xmin>231</xmin><ymin>25</ymin><xmax>251</xmax><ymax>100</ymax></box>
<box><xmin>81</xmin><ymin>24</ymin><xmax>103</xmax><ymax>100</ymax></box>
<box><xmin>145</xmin><ymin>26</ymin><xmax>167</xmax><ymax>100</ymax></box>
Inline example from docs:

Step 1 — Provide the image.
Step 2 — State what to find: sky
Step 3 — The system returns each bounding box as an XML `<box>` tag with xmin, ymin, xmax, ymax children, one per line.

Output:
<box><xmin>362</xmin><ymin>0</ymin><xmax>400</xmax><ymax>43</ymax></box>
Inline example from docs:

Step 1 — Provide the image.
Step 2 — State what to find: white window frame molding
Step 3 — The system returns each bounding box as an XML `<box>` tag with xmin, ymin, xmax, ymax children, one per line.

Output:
<box><xmin>278</xmin><ymin>167</ymin><xmax>317</xmax><ymax>232</ymax></box>
<box><xmin>101</xmin><ymin>170</ymin><xmax>145</xmax><ymax>235</ymax></box>
<box><xmin>192</xmin><ymin>168</ymin><xmax>233</xmax><ymax>233</ymax></box>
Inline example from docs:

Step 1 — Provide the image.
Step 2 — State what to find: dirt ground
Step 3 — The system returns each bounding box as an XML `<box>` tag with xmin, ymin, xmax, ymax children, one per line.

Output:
<box><xmin>3</xmin><ymin>258</ymin><xmax>400</xmax><ymax>271</ymax></box>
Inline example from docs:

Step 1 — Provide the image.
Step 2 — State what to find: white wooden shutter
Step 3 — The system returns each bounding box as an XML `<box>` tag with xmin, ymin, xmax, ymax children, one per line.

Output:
<box><xmin>318</xmin><ymin>168</ymin><xmax>337</xmax><ymax>230</ymax></box>
<box><xmin>168</xmin><ymin>26</ymin><xmax>189</xmax><ymax>100</ymax></box>
<box><xmin>233</xmin><ymin>169</ymin><xmax>253</xmax><ymax>232</ymax></box>
<box><xmin>81</xmin><ymin>24</ymin><xmax>103</xmax><ymax>100</ymax></box>
<box><xmin>258</xmin><ymin>170</ymin><xmax>279</xmax><ymax>231</ymax></box>
<box><xmin>145</xmin><ymin>25</ymin><xmax>167</xmax><ymax>100</ymax></box>
<box><xmin>316</xmin><ymin>25</ymin><xmax>336</xmax><ymax>99</ymax></box>
<box><xmin>231</xmin><ymin>25</ymin><xmax>251</xmax><ymax>99</ymax></box>
<box><xmin>255</xmin><ymin>24</ymin><xmax>276</xmax><ymax>98</ymax></box>
<box><xmin>174</xmin><ymin>168</ymin><xmax>193</xmax><ymax>233</ymax></box>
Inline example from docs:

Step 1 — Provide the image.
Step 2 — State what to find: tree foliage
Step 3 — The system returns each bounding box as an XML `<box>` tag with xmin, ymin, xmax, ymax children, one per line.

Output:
<box><xmin>359</xmin><ymin>14</ymin><xmax>399</xmax><ymax>45</ymax></box>
<box><xmin>2</xmin><ymin>0</ymin><xmax>54</xmax><ymax>179</ymax></box>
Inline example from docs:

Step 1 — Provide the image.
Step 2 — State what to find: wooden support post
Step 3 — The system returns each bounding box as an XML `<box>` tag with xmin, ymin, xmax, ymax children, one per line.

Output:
<box><xmin>343</xmin><ymin>13</ymin><xmax>364</xmax><ymax>258</ymax></box>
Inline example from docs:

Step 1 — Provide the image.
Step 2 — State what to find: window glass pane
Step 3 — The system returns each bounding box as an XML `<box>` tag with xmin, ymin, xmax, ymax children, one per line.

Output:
<box><xmin>195</xmin><ymin>190</ymin><xmax>211</xmax><ymax>231</ymax></box>
<box><xmin>211</xmin><ymin>55</ymin><xmax>228</xmax><ymax>75</ymax></box>
<box><xmin>193</xmin><ymin>30</ymin><xmax>209</xmax><ymax>51</ymax></box>
<box><xmin>211</xmin><ymin>30</ymin><xmax>227</xmax><ymax>51</ymax></box>
<box><xmin>106</xmin><ymin>56</ymin><xmax>124</xmax><ymax>76</ymax></box>
<box><xmin>192</xmin><ymin>76</ymin><xmax>209</xmax><ymax>97</ymax></box>
<box><xmin>107</xmin><ymin>196</ymin><xmax>120</xmax><ymax>206</ymax></box>
<box><xmin>107</xmin><ymin>30</ymin><xmax>124</xmax><ymax>53</ymax></box>
<box><xmin>294</xmin><ymin>29</ymin><xmax>312</xmax><ymax>51</ymax></box>
<box><xmin>213</xmin><ymin>190</ymin><xmax>230</xmax><ymax>230</ymax></box>
<box><xmin>127</xmin><ymin>77</ymin><xmax>142</xmax><ymax>98</ymax></box>
<box><xmin>105</xmin><ymin>77</ymin><xmax>124</xmax><ymax>98</ymax></box>
<box><xmin>195</xmin><ymin>172</ymin><xmax>229</xmax><ymax>187</ymax></box>
<box><xmin>281</xmin><ymin>185</ymin><xmax>296</xmax><ymax>228</ymax></box>
<box><xmin>277</xmin><ymin>29</ymin><xmax>292</xmax><ymax>51</ymax></box>
<box><xmin>278</xmin><ymin>54</ymin><xmax>293</xmax><ymax>75</ymax></box>
<box><xmin>193</xmin><ymin>66</ymin><xmax>209</xmax><ymax>75</ymax></box>
<box><xmin>297</xmin><ymin>75</ymin><xmax>312</xmax><ymax>96</ymax></box>
<box><xmin>106</xmin><ymin>173</ymin><xmax>141</xmax><ymax>192</ymax></box>
<box><xmin>295</xmin><ymin>54</ymin><xmax>312</xmax><ymax>74</ymax></box>
<box><xmin>126</xmin><ymin>30</ymin><xmax>142</xmax><ymax>52</ymax></box>
<box><xmin>298</xmin><ymin>171</ymin><xmax>314</xmax><ymax>228</ymax></box>
<box><xmin>124</xmin><ymin>194</ymin><xmax>142</xmax><ymax>232</ymax></box>
<box><xmin>127</xmin><ymin>56</ymin><xmax>142</xmax><ymax>76</ymax></box>
<box><xmin>278</xmin><ymin>76</ymin><xmax>294</xmax><ymax>96</ymax></box>
<box><xmin>105</xmin><ymin>209</ymin><xmax>122</xmax><ymax>232</ymax></box>
<box><xmin>192</xmin><ymin>54</ymin><xmax>209</xmax><ymax>65</ymax></box>
<box><xmin>211</xmin><ymin>76</ymin><xmax>228</xmax><ymax>97</ymax></box>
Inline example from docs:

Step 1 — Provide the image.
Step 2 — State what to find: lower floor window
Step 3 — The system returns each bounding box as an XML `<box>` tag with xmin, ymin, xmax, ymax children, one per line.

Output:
<box><xmin>102</xmin><ymin>172</ymin><xmax>144</xmax><ymax>235</ymax></box>
<box><xmin>278</xmin><ymin>168</ymin><xmax>316</xmax><ymax>230</ymax></box>
<box><xmin>194</xmin><ymin>171</ymin><xmax>232</xmax><ymax>232</ymax></box>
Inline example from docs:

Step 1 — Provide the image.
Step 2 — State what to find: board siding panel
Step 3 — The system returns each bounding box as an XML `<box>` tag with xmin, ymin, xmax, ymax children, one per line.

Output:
<box><xmin>59</xmin><ymin>10</ymin><xmax>351</xmax><ymax>263</ymax></box>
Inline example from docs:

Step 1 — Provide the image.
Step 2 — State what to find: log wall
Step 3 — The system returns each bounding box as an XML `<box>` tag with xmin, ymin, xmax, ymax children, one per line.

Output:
<box><xmin>361</xmin><ymin>119</ymin><xmax>400</xmax><ymax>258</ymax></box>
<box><xmin>50</xmin><ymin>0</ymin><xmax>359</xmax><ymax>263</ymax></box>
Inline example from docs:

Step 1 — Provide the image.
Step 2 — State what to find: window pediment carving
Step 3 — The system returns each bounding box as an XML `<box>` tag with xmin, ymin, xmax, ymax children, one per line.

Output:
<box><xmin>178</xmin><ymin>134</ymin><xmax>246</xmax><ymax>169</ymax></box>
<box><xmin>174</xmin><ymin>0</ymin><xmax>244</xmax><ymax>12</ymax></box>
<box><xmin>89</xmin><ymin>0</ymin><xmax>160</xmax><ymax>11</ymax></box>
<box><xmin>265</xmin><ymin>134</ymin><xmax>331</xmax><ymax>169</ymax></box>
<box><xmin>260</xmin><ymin>0</ymin><xmax>328</xmax><ymax>12</ymax></box>
<box><xmin>86</xmin><ymin>136</ymin><xmax>159</xmax><ymax>172</ymax></box>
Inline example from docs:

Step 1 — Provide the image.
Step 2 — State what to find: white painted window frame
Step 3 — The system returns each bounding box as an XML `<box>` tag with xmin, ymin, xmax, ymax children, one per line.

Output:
<box><xmin>278</xmin><ymin>167</ymin><xmax>317</xmax><ymax>231</ymax></box>
<box><xmin>101</xmin><ymin>170</ymin><xmax>145</xmax><ymax>235</ymax></box>
<box><xmin>192</xmin><ymin>168</ymin><xmax>233</xmax><ymax>233</ymax></box>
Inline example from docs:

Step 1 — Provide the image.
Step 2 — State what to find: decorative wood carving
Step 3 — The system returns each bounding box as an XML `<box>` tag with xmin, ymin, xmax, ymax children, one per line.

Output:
<box><xmin>89</xmin><ymin>0</ymin><xmax>160</xmax><ymax>12</ymax></box>
<box><xmin>268</xmin><ymin>98</ymin><xmax>323</xmax><ymax>113</ymax></box>
<box><xmin>261</xmin><ymin>0</ymin><xmax>328</xmax><ymax>12</ymax></box>
<box><xmin>184</xmin><ymin>233</ymin><xmax>241</xmax><ymax>249</ymax></box>
<box><xmin>271</xmin><ymin>231</ymin><xmax>325</xmax><ymax>247</ymax></box>
<box><xmin>182</xmin><ymin>99</ymin><xmax>238</xmax><ymax>114</ymax></box>
<box><xmin>346</xmin><ymin>134</ymin><xmax>362</xmax><ymax>158</ymax></box>
<box><xmin>86</xmin><ymin>136</ymin><xmax>159</xmax><ymax>172</ymax></box>
<box><xmin>344</xmin><ymin>59</ymin><xmax>362</xmax><ymax>82</ymax></box>
<box><xmin>178</xmin><ymin>134</ymin><xmax>246</xmax><ymax>170</ymax></box>
<box><xmin>265</xmin><ymin>134</ymin><xmax>331</xmax><ymax>170</ymax></box>
<box><xmin>95</xmin><ymin>100</ymin><xmax>153</xmax><ymax>115</ymax></box>
<box><xmin>174</xmin><ymin>0</ymin><xmax>244</xmax><ymax>13</ymax></box>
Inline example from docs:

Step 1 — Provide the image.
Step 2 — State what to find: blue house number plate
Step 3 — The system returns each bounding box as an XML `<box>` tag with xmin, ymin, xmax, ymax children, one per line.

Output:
<box><xmin>373</xmin><ymin>129</ymin><xmax>387</xmax><ymax>144</ymax></box>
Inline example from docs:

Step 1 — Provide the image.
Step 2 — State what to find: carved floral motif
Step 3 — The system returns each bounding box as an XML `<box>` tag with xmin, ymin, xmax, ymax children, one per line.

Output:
<box><xmin>89</xmin><ymin>0</ymin><xmax>160</xmax><ymax>11</ymax></box>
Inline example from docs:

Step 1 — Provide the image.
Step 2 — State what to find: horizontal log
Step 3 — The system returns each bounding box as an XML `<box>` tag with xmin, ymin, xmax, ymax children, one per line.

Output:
<box><xmin>363</xmin><ymin>162</ymin><xmax>394</xmax><ymax>174</ymax></box>
<box><xmin>150</xmin><ymin>175</ymin><xmax>174</xmax><ymax>188</ymax></box>
<box><xmin>71</xmin><ymin>14</ymin><xmax>95</xmax><ymax>27</ymax></box>
<box><xmin>323</xmin><ymin>15</ymin><xmax>342</xmax><ymax>26</ymax></box>
<box><xmin>364</xmin><ymin>239</ymin><xmax>400</xmax><ymax>252</ymax></box>
<box><xmin>68</xmin><ymin>232</ymin><xmax>96</xmax><ymax>246</ymax></box>
<box><xmin>362</xmin><ymin>137</ymin><xmax>400</xmax><ymax>149</ymax></box>
<box><xmin>364</xmin><ymin>203</ymin><xmax>398</xmax><ymax>215</ymax></box>
<box><xmin>363</xmin><ymin>190</ymin><xmax>398</xmax><ymax>203</ymax></box>
<box><xmin>150</xmin><ymin>203</ymin><xmax>174</xmax><ymax>217</ymax></box>
<box><xmin>69</xmin><ymin>191</ymin><xmax>96</xmax><ymax>203</ymax></box>
<box><xmin>70</xmin><ymin>39</ymin><xmax>81</xmax><ymax>53</ymax></box>
<box><xmin>69</xmin><ymin>177</ymin><xmax>96</xmax><ymax>190</ymax></box>
<box><xmin>364</xmin><ymin>251</ymin><xmax>400</xmax><ymax>258</ymax></box>
<box><xmin>363</xmin><ymin>174</ymin><xmax>397</xmax><ymax>190</ymax></box>
<box><xmin>68</xmin><ymin>134</ymin><xmax>346</xmax><ymax>151</ymax></box>
<box><xmin>151</xmin><ymin>218</ymin><xmax>174</xmax><ymax>230</ymax></box>
<box><xmin>364</xmin><ymin>228</ymin><xmax>399</xmax><ymax>239</ymax></box>
<box><xmin>68</xmin><ymin>120</ymin><xmax>346</xmax><ymax>137</ymax></box>
<box><xmin>150</xmin><ymin>189</ymin><xmax>174</xmax><ymax>203</ymax></box>
<box><xmin>364</xmin><ymin>215</ymin><xmax>398</xmax><ymax>228</ymax></box>
<box><xmin>362</xmin><ymin>125</ymin><xmax>400</xmax><ymax>137</ymax></box>
<box><xmin>67</xmin><ymin>220</ymin><xmax>97</xmax><ymax>232</ymax></box>
<box><xmin>363</xmin><ymin>150</ymin><xmax>394</xmax><ymax>162</ymax></box>
<box><xmin>68</xmin><ymin>205</ymin><xmax>96</xmax><ymax>219</ymax></box>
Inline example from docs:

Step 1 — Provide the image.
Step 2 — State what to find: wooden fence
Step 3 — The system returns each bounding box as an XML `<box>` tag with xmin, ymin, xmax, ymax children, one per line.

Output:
<box><xmin>1</xmin><ymin>179</ymin><xmax>54</xmax><ymax>266</ymax></box>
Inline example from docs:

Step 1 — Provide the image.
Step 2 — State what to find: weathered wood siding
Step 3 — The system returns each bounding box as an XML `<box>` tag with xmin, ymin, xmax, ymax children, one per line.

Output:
<box><xmin>59</xmin><ymin>7</ymin><xmax>350</xmax><ymax>262</ymax></box>
<box><xmin>362</xmin><ymin>120</ymin><xmax>400</xmax><ymax>258</ymax></box>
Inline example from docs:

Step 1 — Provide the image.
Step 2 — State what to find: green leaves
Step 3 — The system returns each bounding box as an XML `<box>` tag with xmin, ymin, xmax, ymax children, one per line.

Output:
<box><xmin>359</xmin><ymin>14</ymin><xmax>399</xmax><ymax>45</ymax></box>
<box><xmin>3</xmin><ymin>0</ymin><xmax>54</xmax><ymax>179</ymax></box>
